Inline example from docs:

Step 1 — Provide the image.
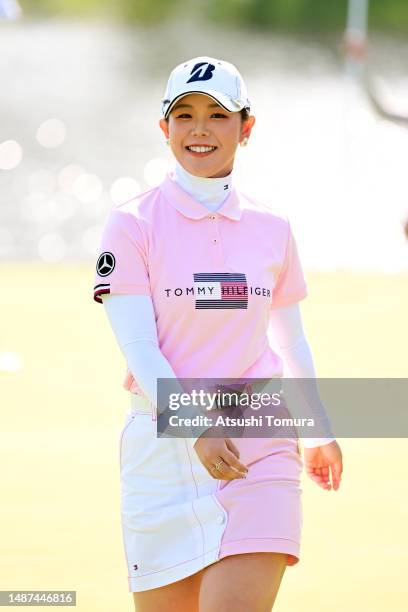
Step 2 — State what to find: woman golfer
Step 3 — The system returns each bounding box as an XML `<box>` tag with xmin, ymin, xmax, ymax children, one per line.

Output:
<box><xmin>93</xmin><ymin>56</ymin><xmax>343</xmax><ymax>612</ymax></box>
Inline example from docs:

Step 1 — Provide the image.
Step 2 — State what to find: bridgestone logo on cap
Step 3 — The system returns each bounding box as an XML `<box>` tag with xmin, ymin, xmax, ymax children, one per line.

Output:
<box><xmin>186</xmin><ymin>62</ymin><xmax>216</xmax><ymax>83</ymax></box>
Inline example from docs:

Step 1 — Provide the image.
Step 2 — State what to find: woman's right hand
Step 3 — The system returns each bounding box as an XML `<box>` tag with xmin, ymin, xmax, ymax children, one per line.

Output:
<box><xmin>303</xmin><ymin>440</ymin><xmax>343</xmax><ymax>491</ymax></box>
<box><xmin>193</xmin><ymin>437</ymin><xmax>249</xmax><ymax>480</ymax></box>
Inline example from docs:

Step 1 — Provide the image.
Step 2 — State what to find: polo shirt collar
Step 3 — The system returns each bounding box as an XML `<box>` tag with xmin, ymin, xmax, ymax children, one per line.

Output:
<box><xmin>160</xmin><ymin>172</ymin><xmax>243</xmax><ymax>221</ymax></box>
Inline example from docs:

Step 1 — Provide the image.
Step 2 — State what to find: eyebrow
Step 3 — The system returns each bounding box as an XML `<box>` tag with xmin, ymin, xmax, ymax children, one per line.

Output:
<box><xmin>171</xmin><ymin>102</ymin><xmax>222</xmax><ymax>111</ymax></box>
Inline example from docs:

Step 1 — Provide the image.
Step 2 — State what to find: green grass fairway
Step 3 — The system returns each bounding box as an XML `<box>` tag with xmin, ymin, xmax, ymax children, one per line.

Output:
<box><xmin>1</xmin><ymin>263</ymin><xmax>407</xmax><ymax>611</ymax></box>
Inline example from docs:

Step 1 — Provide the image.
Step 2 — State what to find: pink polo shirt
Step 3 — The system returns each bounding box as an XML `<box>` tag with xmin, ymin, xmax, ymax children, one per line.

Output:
<box><xmin>93</xmin><ymin>172</ymin><xmax>308</xmax><ymax>395</ymax></box>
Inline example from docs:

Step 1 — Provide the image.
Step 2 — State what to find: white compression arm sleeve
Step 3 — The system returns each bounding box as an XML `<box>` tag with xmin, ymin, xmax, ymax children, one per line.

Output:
<box><xmin>269</xmin><ymin>303</ymin><xmax>336</xmax><ymax>448</ymax></box>
<box><xmin>101</xmin><ymin>292</ymin><xmax>176</xmax><ymax>405</ymax></box>
<box><xmin>101</xmin><ymin>293</ymin><xmax>208</xmax><ymax>447</ymax></box>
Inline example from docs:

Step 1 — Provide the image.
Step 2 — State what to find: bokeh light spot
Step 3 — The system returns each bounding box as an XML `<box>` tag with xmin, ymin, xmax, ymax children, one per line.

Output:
<box><xmin>72</xmin><ymin>173</ymin><xmax>103</xmax><ymax>203</ymax></box>
<box><xmin>57</xmin><ymin>164</ymin><xmax>85</xmax><ymax>193</ymax></box>
<box><xmin>36</xmin><ymin>118</ymin><xmax>67</xmax><ymax>149</ymax></box>
<box><xmin>0</xmin><ymin>139</ymin><xmax>23</xmax><ymax>170</ymax></box>
<box><xmin>0</xmin><ymin>352</ymin><xmax>23</xmax><ymax>373</ymax></box>
<box><xmin>143</xmin><ymin>158</ymin><xmax>171</xmax><ymax>186</ymax></box>
<box><xmin>110</xmin><ymin>177</ymin><xmax>140</xmax><ymax>205</ymax></box>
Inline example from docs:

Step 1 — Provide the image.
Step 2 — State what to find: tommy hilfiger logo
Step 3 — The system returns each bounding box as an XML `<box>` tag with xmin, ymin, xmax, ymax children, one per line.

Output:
<box><xmin>164</xmin><ymin>272</ymin><xmax>271</xmax><ymax>310</ymax></box>
<box><xmin>193</xmin><ymin>273</ymin><xmax>248</xmax><ymax>309</ymax></box>
<box><xmin>163</xmin><ymin>273</ymin><xmax>272</xmax><ymax>309</ymax></box>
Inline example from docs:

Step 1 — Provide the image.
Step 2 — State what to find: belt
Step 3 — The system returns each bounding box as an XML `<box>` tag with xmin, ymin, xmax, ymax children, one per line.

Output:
<box><xmin>129</xmin><ymin>378</ymin><xmax>282</xmax><ymax>422</ymax></box>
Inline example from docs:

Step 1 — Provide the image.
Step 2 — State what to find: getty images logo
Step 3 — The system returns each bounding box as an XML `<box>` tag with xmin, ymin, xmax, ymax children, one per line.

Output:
<box><xmin>186</xmin><ymin>62</ymin><xmax>216</xmax><ymax>83</ymax></box>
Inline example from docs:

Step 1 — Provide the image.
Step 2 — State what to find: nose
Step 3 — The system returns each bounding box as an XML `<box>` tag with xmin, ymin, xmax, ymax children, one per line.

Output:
<box><xmin>190</xmin><ymin>118</ymin><xmax>210</xmax><ymax>137</ymax></box>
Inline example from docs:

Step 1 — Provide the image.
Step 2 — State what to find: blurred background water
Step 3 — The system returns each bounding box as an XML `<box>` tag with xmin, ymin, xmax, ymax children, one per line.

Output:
<box><xmin>1</xmin><ymin>2</ymin><xmax>407</xmax><ymax>271</ymax></box>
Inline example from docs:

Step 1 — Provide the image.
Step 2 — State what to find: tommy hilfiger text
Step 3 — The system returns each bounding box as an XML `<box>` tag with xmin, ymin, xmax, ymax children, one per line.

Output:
<box><xmin>164</xmin><ymin>286</ymin><xmax>271</xmax><ymax>297</ymax></box>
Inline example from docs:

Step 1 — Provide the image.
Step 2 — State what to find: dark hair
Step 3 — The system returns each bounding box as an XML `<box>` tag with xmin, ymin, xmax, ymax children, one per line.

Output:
<box><xmin>164</xmin><ymin>106</ymin><xmax>251</xmax><ymax>123</ymax></box>
<box><xmin>240</xmin><ymin>107</ymin><xmax>251</xmax><ymax>122</ymax></box>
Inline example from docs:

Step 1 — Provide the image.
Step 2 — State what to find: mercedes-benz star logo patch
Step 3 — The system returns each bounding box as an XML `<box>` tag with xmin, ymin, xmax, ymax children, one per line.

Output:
<box><xmin>96</xmin><ymin>252</ymin><xmax>115</xmax><ymax>277</ymax></box>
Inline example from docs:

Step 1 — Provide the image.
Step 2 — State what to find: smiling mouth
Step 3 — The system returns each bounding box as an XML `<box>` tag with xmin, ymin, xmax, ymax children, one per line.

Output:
<box><xmin>185</xmin><ymin>145</ymin><xmax>218</xmax><ymax>155</ymax></box>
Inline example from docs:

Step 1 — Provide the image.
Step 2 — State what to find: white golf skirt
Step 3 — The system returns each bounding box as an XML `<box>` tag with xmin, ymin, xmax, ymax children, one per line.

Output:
<box><xmin>119</xmin><ymin>393</ymin><xmax>304</xmax><ymax>592</ymax></box>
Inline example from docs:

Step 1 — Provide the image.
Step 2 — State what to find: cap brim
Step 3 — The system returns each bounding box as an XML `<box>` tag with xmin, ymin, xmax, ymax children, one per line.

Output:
<box><xmin>163</xmin><ymin>90</ymin><xmax>246</xmax><ymax>118</ymax></box>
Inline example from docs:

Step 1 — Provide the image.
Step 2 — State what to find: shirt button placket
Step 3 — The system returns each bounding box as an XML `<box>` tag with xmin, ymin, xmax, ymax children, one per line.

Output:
<box><xmin>209</xmin><ymin>213</ymin><xmax>224</xmax><ymax>265</ymax></box>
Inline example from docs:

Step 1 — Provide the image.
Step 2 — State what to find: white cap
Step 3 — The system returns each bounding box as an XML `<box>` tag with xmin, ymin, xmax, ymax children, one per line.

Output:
<box><xmin>161</xmin><ymin>56</ymin><xmax>251</xmax><ymax>119</ymax></box>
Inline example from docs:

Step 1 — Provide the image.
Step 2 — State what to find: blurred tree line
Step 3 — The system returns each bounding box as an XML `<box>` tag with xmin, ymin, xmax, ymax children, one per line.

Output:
<box><xmin>20</xmin><ymin>0</ymin><xmax>408</xmax><ymax>31</ymax></box>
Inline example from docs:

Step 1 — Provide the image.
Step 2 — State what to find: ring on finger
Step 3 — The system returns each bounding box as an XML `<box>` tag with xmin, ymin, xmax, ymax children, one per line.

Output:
<box><xmin>215</xmin><ymin>459</ymin><xmax>224</xmax><ymax>471</ymax></box>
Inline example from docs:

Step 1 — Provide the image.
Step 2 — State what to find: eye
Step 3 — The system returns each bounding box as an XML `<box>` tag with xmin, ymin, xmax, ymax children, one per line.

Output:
<box><xmin>175</xmin><ymin>113</ymin><xmax>191</xmax><ymax>119</ymax></box>
<box><xmin>211</xmin><ymin>113</ymin><xmax>227</xmax><ymax>118</ymax></box>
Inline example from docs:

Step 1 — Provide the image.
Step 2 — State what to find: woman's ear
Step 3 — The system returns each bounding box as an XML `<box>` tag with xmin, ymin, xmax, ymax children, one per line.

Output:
<box><xmin>159</xmin><ymin>118</ymin><xmax>170</xmax><ymax>139</ymax></box>
<box><xmin>241</xmin><ymin>115</ymin><xmax>256</xmax><ymax>140</ymax></box>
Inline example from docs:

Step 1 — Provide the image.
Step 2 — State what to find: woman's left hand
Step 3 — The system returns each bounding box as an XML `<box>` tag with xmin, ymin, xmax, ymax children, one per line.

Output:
<box><xmin>303</xmin><ymin>441</ymin><xmax>343</xmax><ymax>491</ymax></box>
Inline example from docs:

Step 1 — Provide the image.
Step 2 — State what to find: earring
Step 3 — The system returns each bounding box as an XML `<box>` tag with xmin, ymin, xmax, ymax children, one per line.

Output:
<box><xmin>166</xmin><ymin>139</ymin><xmax>170</xmax><ymax>146</ymax></box>
<box><xmin>240</xmin><ymin>137</ymin><xmax>249</xmax><ymax>147</ymax></box>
